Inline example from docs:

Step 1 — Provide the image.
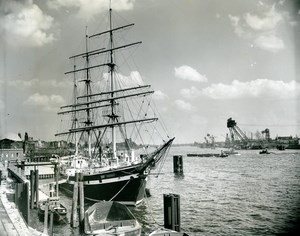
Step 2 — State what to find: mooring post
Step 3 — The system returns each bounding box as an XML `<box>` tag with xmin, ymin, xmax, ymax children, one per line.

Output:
<box><xmin>54</xmin><ymin>163</ymin><xmax>59</xmax><ymax>197</ymax></box>
<box><xmin>173</xmin><ymin>155</ymin><xmax>183</xmax><ymax>174</ymax></box>
<box><xmin>24</xmin><ymin>182</ymin><xmax>30</xmax><ymax>224</ymax></box>
<box><xmin>35</xmin><ymin>169</ymin><xmax>39</xmax><ymax>208</ymax></box>
<box><xmin>163</xmin><ymin>193</ymin><xmax>181</xmax><ymax>232</ymax></box>
<box><xmin>79</xmin><ymin>172</ymin><xmax>85</xmax><ymax>232</ymax></box>
<box><xmin>49</xmin><ymin>208</ymin><xmax>54</xmax><ymax>236</ymax></box>
<box><xmin>43</xmin><ymin>201</ymin><xmax>49</xmax><ymax>235</ymax></box>
<box><xmin>30</xmin><ymin>170</ymin><xmax>35</xmax><ymax>209</ymax></box>
<box><xmin>71</xmin><ymin>172</ymin><xmax>79</xmax><ymax>228</ymax></box>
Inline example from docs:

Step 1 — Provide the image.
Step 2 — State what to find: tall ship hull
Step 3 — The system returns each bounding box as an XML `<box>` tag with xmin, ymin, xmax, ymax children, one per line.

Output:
<box><xmin>58</xmin><ymin>139</ymin><xmax>173</xmax><ymax>205</ymax></box>
<box><xmin>60</xmin><ymin>173</ymin><xmax>146</xmax><ymax>205</ymax></box>
<box><xmin>59</xmin><ymin>163</ymin><xmax>148</xmax><ymax>205</ymax></box>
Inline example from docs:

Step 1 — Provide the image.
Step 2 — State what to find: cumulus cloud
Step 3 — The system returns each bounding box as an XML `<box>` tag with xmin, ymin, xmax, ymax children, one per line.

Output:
<box><xmin>174</xmin><ymin>65</ymin><xmax>207</xmax><ymax>83</ymax></box>
<box><xmin>244</xmin><ymin>5</ymin><xmax>282</xmax><ymax>31</ymax></box>
<box><xmin>24</xmin><ymin>93</ymin><xmax>65</xmax><ymax>111</ymax></box>
<box><xmin>153</xmin><ymin>90</ymin><xmax>168</xmax><ymax>100</ymax></box>
<box><xmin>254</xmin><ymin>35</ymin><xmax>285</xmax><ymax>52</ymax></box>
<box><xmin>228</xmin><ymin>15</ymin><xmax>248</xmax><ymax>38</ymax></box>
<box><xmin>47</xmin><ymin>0</ymin><xmax>135</xmax><ymax>19</ymax></box>
<box><xmin>228</xmin><ymin>3</ymin><xmax>287</xmax><ymax>53</ymax></box>
<box><xmin>201</xmin><ymin>79</ymin><xmax>300</xmax><ymax>100</ymax></box>
<box><xmin>174</xmin><ymin>99</ymin><xmax>195</xmax><ymax>111</ymax></box>
<box><xmin>0</xmin><ymin>0</ymin><xmax>55</xmax><ymax>47</ymax></box>
<box><xmin>180</xmin><ymin>86</ymin><xmax>201</xmax><ymax>99</ymax></box>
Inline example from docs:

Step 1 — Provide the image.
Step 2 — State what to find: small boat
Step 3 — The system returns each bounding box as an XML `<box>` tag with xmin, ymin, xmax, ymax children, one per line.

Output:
<box><xmin>84</xmin><ymin>201</ymin><xmax>142</xmax><ymax>236</ymax></box>
<box><xmin>150</xmin><ymin>228</ymin><xmax>189</xmax><ymax>236</ymax></box>
<box><xmin>219</xmin><ymin>152</ymin><xmax>228</xmax><ymax>158</ymax></box>
<box><xmin>38</xmin><ymin>197</ymin><xmax>67</xmax><ymax>223</ymax></box>
<box><xmin>259</xmin><ymin>149</ymin><xmax>270</xmax><ymax>154</ymax></box>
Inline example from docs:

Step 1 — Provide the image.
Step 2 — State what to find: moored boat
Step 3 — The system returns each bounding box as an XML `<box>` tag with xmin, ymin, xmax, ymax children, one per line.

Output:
<box><xmin>84</xmin><ymin>201</ymin><xmax>142</xmax><ymax>236</ymax></box>
<box><xmin>38</xmin><ymin>197</ymin><xmax>67</xmax><ymax>224</ymax></box>
<box><xmin>150</xmin><ymin>228</ymin><xmax>189</xmax><ymax>236</ymax></box>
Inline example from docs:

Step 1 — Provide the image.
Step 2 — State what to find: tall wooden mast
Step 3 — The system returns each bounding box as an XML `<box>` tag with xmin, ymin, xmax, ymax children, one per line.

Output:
<box><xmin>84</xmin><ymin>26</ymin><xmax>92</xmax><ymax>158</ymax></box>
<box><xmin>108</xmin><ymin>6</ymin><xmax>117</xmax><ymax>159</ymax></box>
<box><xmin>56</xmin><ymin>3</ymin><xmax>159</xmax><ymax>157</ymax></box>
<box><xmin>72</xmin><ymin>61</ymin><xmax>78</xmax><ymax>156</ymax></box>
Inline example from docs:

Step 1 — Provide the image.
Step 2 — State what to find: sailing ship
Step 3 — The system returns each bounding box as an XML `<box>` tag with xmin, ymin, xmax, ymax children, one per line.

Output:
<box><xmin>56</xmin><ymin>6</ymin><xmax>174</xmax><ymax>206</ymax></box>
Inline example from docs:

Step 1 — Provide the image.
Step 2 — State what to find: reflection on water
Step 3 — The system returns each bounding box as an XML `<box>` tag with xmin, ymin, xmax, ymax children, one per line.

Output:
<box><xmin>30</xmin><ymin>147</ymin><xmax>300</xmax><ymax>235</ymax></box>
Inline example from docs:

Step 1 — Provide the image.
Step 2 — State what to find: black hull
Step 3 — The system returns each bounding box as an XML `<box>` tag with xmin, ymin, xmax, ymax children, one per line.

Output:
<box><xmin>60</xmin><ymin>174</ymin><xmax>147</xmax><ymax>206</ymax></box>
<box><xmin>59</xmin><ymin>138</ymin><xmax>174</xmax><ymax>206</ymax></box>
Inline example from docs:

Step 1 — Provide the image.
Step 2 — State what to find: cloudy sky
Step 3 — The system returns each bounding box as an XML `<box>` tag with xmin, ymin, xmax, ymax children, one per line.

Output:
<box><xmin>0</xmin><ymin>0</ymin><xmax>299</xmax><ymax>143</ymax></box>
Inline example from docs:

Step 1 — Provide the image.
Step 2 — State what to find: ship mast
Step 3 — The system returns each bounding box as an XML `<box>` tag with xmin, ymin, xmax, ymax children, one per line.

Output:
<box><xmin>72</xmin><ymin>61</ymin><xmax>78</xmax><ymax>156</ymax></box>
<box><xmin>108</xmin><ymin>7</ymin><xmax>117</xmax><ymax>160</ymax></box>
<box><xmin>84</xmin><ymin>27</ymin><xmax>92</xmax><ymax>158</ymax></box>
<box><xmin>56</xmin><ymin>4</ymin><xmax>161</xmax><ymax>154</ymax></box>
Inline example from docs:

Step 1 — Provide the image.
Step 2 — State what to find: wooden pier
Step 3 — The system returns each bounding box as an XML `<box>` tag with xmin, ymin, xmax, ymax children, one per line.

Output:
<box><xmin>0</xmin><ymin>161</ymin><xmax>47</xmax><ymax>236</ymax></box>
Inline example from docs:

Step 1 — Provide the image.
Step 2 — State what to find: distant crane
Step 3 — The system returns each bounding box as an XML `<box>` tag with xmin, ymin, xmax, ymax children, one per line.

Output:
<box><xmin>261</xmin><ymin>128</ymin><xmax>270</xmax><ymax>141</ymax></box>
<box><xmin>227</xmin><ymin>118</ymin><xmax>249</xmax><ymax>148</ymax></box>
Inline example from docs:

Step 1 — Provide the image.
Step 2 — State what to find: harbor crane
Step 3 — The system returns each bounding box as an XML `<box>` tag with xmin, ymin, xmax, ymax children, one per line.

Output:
<box><xmin>261</xmin><ymin>128</ymin><xmax>270</xmax><ymax>141</ymax></box>
<box><xmin>227</xmin><ymin>118</ymin><xmax>249</xmax><ymax>147</ymax></box>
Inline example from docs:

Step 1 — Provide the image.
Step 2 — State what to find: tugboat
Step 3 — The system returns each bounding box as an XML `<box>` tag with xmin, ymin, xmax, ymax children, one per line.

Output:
<box><xmin>56</xmin><ymin>4</ymin><xmax>174</xmax><ymax>206</ymax></box>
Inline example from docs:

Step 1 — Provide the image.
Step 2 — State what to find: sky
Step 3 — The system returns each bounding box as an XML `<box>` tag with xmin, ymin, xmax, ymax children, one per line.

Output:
<box><xmin>0</xmin><ymin>0</ymin><xmax>299</xmax><ymax>144</ymax></box>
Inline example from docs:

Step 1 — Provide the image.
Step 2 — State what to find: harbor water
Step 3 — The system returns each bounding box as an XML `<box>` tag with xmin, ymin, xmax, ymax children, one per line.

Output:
<box><xmin>30</xmin><ymin>146</ymin><xmax>300</xmax><ymax>235</ymax></box>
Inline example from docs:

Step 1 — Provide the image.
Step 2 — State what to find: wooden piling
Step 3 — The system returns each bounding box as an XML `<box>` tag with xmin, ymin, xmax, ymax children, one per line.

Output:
<box><xmin>54</xmin><ymin>163</ymin><xmax>59</xmax><ymax>197</ymax></box>
<box><xmin>43</xmin><ymin>202</ymin><xmax>49</xmax><ymax>235</ymax></box>
<box><xmin>173</xmin><ymin>155</ymin><xmax>183</xmax><ymax>174</ymax></box>
<box><xmin>35</xmin><ymin>169</ymin><xmax>39</xmax><ymax>208</ymax></box>
<box><xmin>49</xmin><ymin>209</ymin><xmax>54</xmax><ymax>236</ymax></box>
<box><xmin>79</xmin><ymin>173</ymin><xmax>85</xmax><ymax>232</ymax></box>
<box><xmin>163</xmin><ymin>193</ymin><xmax>181</xmax><ymax>232</ymax></box>
<box><xmin>71</xmin><ymin>172</ymin><xmax>79</xmax><ymax>228</ymax></box>
<box><xmin>24</xmin><ymin>182</ymin><xmax>30</xmax><ymax>224</ymax></box>
<box><xmin>30</xmin><ymin>170</ymin><xmax>35</xmax><ymax>209</ymax></box>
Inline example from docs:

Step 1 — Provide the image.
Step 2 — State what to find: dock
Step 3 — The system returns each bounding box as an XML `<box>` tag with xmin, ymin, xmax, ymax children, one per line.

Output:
<box><xmin>0</xmin><ymin>162</ymin><xmax>47</xmax><ymax>236</ymax></box>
